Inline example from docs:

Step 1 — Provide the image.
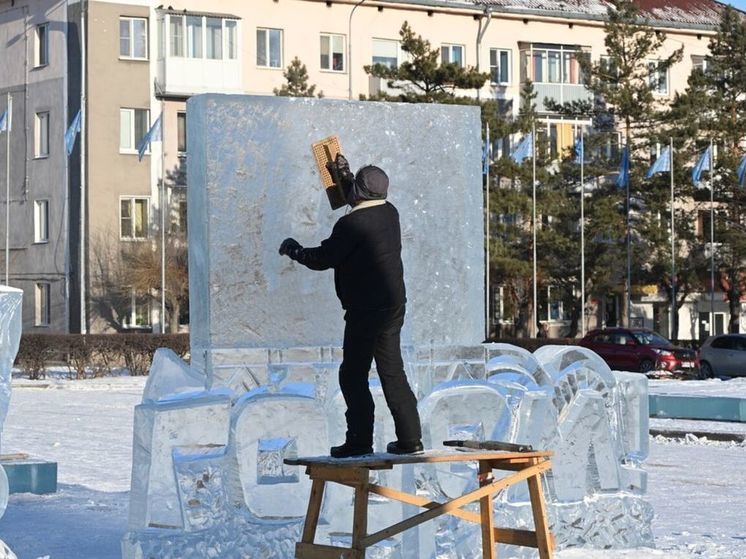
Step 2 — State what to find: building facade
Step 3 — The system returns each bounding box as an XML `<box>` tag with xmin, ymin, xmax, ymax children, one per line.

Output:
<box><xmin>0</xmin><ymin>0</ymin><xmax>734</xmax><ymax>337</ymax></box>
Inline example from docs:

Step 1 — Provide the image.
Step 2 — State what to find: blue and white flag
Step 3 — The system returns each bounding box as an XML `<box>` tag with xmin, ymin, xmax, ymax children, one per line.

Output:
<box><xmin>574</xmin><ymin>136</ymin><xmax>584</xmax><ymax>165</ymax></box>
<box><xmin>645</xmin><ymin>146</ymin><xmax>671</xmax><ymax>179</ymax></box>
<box><xmin>137</xmin><ymin>113</ymin><xmax>162</xmax><ymax>162</ymax></box>
<box><xmin>616</xmin><ymin>146</ymin><xmax>630</xmax><ymax>188</ymax></box>
<box><xmin>737</xmin><ymin>155</ymin><xmax>746</xmax><ymax>188</ymax></box>
<box><xmin>691</xmin><ymin>145</ymin><xmax>712</xmax><ymax>187</ymax></box>
<box><xmin>0</xmin><ymin>110</ymin><xmax>8</xmax><ymax>133</ymax></box>
<box><xmin>511</xmin><ymin>132</ymin><xmax>533</xmax><ymax>163</ymax></box>
<box><xmin>482</xmin><ymin>124</ymin><xmax>492</xmax><ymax>176</ymax></box>
<box><xmin>65</xmin><ymin>110</ymin><xmax>82</xmax><ymax>156</ymax></box>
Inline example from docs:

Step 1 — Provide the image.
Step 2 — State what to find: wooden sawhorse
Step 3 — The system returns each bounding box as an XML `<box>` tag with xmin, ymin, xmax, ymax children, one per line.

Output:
<box><xmin>285</xmin><ymin>449</ymin><xmax>554</xmax><ymax>559</ymax></box>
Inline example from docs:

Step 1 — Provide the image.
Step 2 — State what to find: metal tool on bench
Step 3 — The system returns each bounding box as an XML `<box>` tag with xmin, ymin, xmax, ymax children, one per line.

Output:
<box><xmin>443</xmin><ymin>439</ymin><xmax>535</xmax><ymax>453</ymax></box>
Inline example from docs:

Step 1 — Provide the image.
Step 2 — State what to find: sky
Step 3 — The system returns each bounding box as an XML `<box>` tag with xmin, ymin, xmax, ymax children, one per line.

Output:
<box><xmin>724</xmin><ymin>0</ymin><xmax>746</xmax><ymax>11</ymax></box>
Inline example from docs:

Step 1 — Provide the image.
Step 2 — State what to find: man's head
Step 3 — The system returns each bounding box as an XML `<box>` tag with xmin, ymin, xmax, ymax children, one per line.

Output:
<box><xmin>348</xmin><ymin>165</ymin><xmax>389</xmax><ymax>205</ymax></box>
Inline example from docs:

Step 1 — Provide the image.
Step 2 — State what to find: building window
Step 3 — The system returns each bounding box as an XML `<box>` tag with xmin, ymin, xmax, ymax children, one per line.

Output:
<box><xmin>441</xmin><ymin>44</ymin><xmax>464</xmax><ymax>67</ymax></box>
<box><xmin>177</xmin><ymin>112</ymin><xmax>187</xmax><ymax>153</ymax></box>
<box><xmin>257</xmin><ymin>28</ymin><xmax>282</xmax><ymax>68</ymax></box>
<box><xmin>170</xmin><ymin>15</ymin><xmax>184</xmax><ymax>57</ymax></box>
<box><xmin>120</xmin><ymin>108</ymin><xmax>149</xmax><ymax>153</ymax></box>
<box><xmin>171</xmin><ymin>188</ymin><xmax>187</xmax><ymax>234</ymax></box>
<box><xmin>648</xmin><ymin>60</ymin><xmax>669</xmax><ymax>95</ymax></box>
<box><xmin>320</xmin><ymin>33</ymin><xmax>345</xmax><ymax>72</ymax></box>
<box><xmin>120</xmin><ymin>197</ymin><xmax>150</xmax><ymax>240</ymax></box>
<box><xmin>124</xmin><ymin>290</ymin><xmax>151</xmax><ymax>328</ymax></box>
<box><xmin>35</xmin><ymin>282</ymin><xmax>50</xmax><ymax>326</ymax></box>
<box><xmin>186</xmin><ymin>16</ymin><xmax>203</xmax><ymax>58</ymax></box>
<box><xmin>34</xmin><ymin>200</ymin><xmax>49</xmax><ymax>243</ymax></box>
<box><xmin>206</xmin><ymin>17</ymin><xmax>223</xmax><ymax>60</ymax></box>
<box><xmin>490</xmin><ymin>48</ymin><xmax>511</xmax><ymax>84</ymax></box>
<box><xmin>522</xmin><ymin>46</ymin><xmax>584</xmax><ymax>85</ymax></box>
<box><xmin>226</xmin><ymin>20</ymin><xmax>238</xmax><ymax>59</ymax></box>
<box><xmin>35</xmin><ymin>112</ymin><xmax>50</xmax><ymax>158</ymax></box>
<box><xmin>35</xmin><ymin>23</ymin><xmax>49</xmax><ymax>67</ymax></box>
<box><xmin>372</xmin><ymin>38</ymin><xmax>399</xmax><ymax>69</ymax></box>
<box><xmin>120</xmin><ymin>17</ymin><xmax>148</xmax><ymax>59</ymax></box>
<box><xmin>691</xmin><ymin>55</ymin><xmax>708</xmax><ymax>74</ymax></box>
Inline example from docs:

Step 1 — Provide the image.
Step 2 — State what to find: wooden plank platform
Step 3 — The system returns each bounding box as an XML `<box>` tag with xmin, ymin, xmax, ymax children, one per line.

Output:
<box><xmin>287</xmin><ymin>448</ymin><xmax>554</xmax><ymax>559</ymax></box>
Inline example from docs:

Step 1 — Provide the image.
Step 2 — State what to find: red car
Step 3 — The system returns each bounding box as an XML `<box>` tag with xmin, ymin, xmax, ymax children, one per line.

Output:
<box><xmin>579</xmin><ymin>328</ymin><xmax>699</xmax><ymax>374</ymax></box>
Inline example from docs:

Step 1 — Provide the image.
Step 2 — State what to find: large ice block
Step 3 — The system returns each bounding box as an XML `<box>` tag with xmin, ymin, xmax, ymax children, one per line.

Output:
<box><xmin>128</xmin><ymin>391</ymin><xmax>231</xmax><ymax>529</ymax></box>
<box><xmin>187</xmin><ymin>95</ymin><xmax>484</xmax><ymax>370</ymax></box>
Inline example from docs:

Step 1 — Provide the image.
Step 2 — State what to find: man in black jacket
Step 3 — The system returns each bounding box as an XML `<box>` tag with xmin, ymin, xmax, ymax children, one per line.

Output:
<box><xmin>279</xmin><ymin>159</ymin><xmax>423</xmax><ymax>458</ymax></box>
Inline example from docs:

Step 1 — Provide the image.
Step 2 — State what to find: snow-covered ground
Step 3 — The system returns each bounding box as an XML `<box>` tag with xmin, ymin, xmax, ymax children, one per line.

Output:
<box><xmin>0</xmin><ymin>377</ymin><xmax>745</xmax><ymax>559</ymax></box>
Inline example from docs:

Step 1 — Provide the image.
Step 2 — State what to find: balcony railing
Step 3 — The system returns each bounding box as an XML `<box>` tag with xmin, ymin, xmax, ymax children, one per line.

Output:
<box><xmin>533</xmin><ymin>82</ymin><xmax>593</xmax><ymax>110</ymax></box>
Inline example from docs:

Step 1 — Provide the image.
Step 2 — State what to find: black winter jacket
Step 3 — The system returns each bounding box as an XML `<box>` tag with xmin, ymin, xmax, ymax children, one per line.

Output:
<box><xmin>294</xmin><ymin>202</ymin><xmax>406</xmax><ymax>311</ymax></box>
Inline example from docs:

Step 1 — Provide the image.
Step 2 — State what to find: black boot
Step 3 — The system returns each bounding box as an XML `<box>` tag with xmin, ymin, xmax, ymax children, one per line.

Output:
<box><xmin>386</xmin><ymin>440</ymin><xmax>424</xmax><ymax>455</ymax></box>
<box><xmin>330</xmin><ymin>441</ymin><xmax>374</xmax><ymax>459</ymax></box>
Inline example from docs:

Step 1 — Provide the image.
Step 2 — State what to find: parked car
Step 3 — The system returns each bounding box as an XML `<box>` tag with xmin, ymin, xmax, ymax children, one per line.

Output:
<box><xmin>698</xmin><ymin>334</ymin><xmax>746</xmax><ymax>378</ymax></box>
<box><xmin>579</xmin><ymin>328</ymin><xmax>699</xmax><ymax>374</ymax></box>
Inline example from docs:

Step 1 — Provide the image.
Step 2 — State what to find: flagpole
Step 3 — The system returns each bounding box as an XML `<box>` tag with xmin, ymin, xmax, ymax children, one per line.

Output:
<box><xmin>4</xmin><ymin>92</ymin><xmax>11</xmax><ymax>285</ymax></box>
<box><xmin>580</xmin><ymin>132</ymin><xmax>585</xmax><ymax>337</ymax></box>
<box><xmin>626</xmin><ymin>144</ymin><xmax>631</xmax><ymax>329</ymax></box>
<box><xmin>709</xmin><ymin>139</ymin><xmax>715</xmax><ymax>336</ymax></box>
<box><xmin>80</xmin><ymin>0</ymin><xmax>87</xmax><ymax>334</ymax></box>
<box><xmin>485</xmin><ymin>122</ymin><xmax>490</xmax><ymax>340</ymax></box>
<box><xmin>160</xmin><ymin>98</ymin><xmax>166</xmax><ymax>334</ymax></box>
<box><xmin>532</xmin><ymin>122</ymin><xmax>537</xmax><ymax>338</ymax></box>
<box><xmin>670</xmin><ymin>137</ymin><xmax>675</xmax><ymax>341</ymax></box>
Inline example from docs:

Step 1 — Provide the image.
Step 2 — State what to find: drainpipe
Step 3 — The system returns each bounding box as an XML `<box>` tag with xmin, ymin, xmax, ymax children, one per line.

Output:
<box><xmin>476</xmin><ymin>6</ymin><xmax>493</xmax><ymax>101</ymax></box>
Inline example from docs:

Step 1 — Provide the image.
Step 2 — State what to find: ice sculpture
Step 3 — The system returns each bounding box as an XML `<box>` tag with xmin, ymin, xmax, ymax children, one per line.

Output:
<box><xmin>0</xmin><ymin>286</ymin><xmax>22</xmax><ymax>453</ymax></box>
<box><xmin>142</xmin><ymin>348</ymin><xmax>206</xmax><ymax>402</ymax></box>
<box><xmin>225</xmin><ymin>386</ymin><xmax>328</xmax><ymax>521</ymax></box>
<box><xmin>128</xmin><ymin>391</ymin><xmax>232</xmax><ymax>529</ymax></box>
<box><xmin>123</xmin><ymin>95</ymin><xmax>652</xmax><ymax>557</ymax></box>
<box><xmin>0</xmin><ymin>286</ymin><xmax>22</xmax><ymax>559</ymax></box>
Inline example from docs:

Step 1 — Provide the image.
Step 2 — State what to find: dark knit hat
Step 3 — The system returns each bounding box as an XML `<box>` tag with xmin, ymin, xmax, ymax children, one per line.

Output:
<box><xmin>349</xmin><ymin>165</ymin><xmax>389</xmax><ymax>203</ymax></box>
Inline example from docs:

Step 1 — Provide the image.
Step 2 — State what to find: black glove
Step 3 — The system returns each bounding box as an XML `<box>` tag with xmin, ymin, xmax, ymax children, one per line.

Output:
<box><xmin>279</xmin><ymin>238</ymin><xmax>302</xmax><ymax>259</ymax></box>
<box><xmin>327</xmin><ymin>154</ymin><xmax>355</xmax><ymax>202</ymax></box>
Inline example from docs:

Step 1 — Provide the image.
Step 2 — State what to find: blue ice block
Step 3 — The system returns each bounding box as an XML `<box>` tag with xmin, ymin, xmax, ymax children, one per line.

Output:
<box><xmin>3</xmin><ymin>459</ymin><xmax>57</xmax><ymax>494</ymax></box>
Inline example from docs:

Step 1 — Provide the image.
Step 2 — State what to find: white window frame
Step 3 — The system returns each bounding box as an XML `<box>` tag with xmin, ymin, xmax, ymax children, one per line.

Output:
<box><xmin>120</xmin><ymin>196</ymin><xmax>150</xmax><ymax>240</ymax></box>
<box><xmin>168</xmin><ymin>15</ymin><xmax>238</xmax><ymax>61</ymax></box>
<box><xmin>320</xmin><ymin>32</ymin><xmax>346</xmax><ymax>72</ymax></box>
<box><xmin>123</xmin><ymin>289</ymin><xmax>151</xmax><ymax>328</ymax></box>
<box><xmin>648</xmin><ymin>59</ymin><xmax>669</xmax><ymax>96</ymax></box>
<box><xmin>119</xmin><ymin>108</ymin><xmax>150</xmax><ymax>154</ymax></box>
<box><xmin>35</xmin><ymin>282</ymin><xmax>51</xmax><ymax>327</ymax></box>
<box><xmin>35</xmin><ymin>23</ymin><xmax>49</xmax><ymax>67</ymax></box>
<box><xmin>177</xmin><ymin>111</ymin><xmax>187</xmax><ymax>154</ymax></box>
<box><xmin>34</xmin><ymin>200</ymin><xmax>49</xmax><ymax>243</ymax></box>
<box><xmin>371</xmin><ymin>38</ymin><xmax>400</xmax><ymax>69</ymax></box>
<box><xmin>441</xmin><ymin>43</ymin><xmax>464</xmax><ymax>67</ymax></box>
<box><xmin>691</xmin><ymin>55</ymin><xmax>708</xmax><ymax>74</ymax></box>
<box><xmin>489</xmin><ymin>48</ymin><xmax>511</xmax><ymax>85</ymax></box>
<box><xmin>34</xmin><ymin>111</ymin><xmax>49</xmax><ymax>158</ymax></box>
<box><xmin>256</xmin><ymin>27</ymin><xmax>283</xmax><ymax>69</ymax></box>
<box><xmin>119</xmin><ymin>16</ymin><xmax>148</xmax><ymax>60</ymax></box>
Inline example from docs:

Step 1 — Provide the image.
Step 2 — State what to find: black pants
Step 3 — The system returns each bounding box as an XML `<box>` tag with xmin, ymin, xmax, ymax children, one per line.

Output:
<box><xmin>339</xmin><ymin>304</ymin><xmax>422</xmax><ymax>446</ymax></box>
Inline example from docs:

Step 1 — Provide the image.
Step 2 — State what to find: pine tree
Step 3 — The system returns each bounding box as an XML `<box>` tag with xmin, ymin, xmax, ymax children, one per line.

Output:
<box><xmin>686</xmin><ymin>6</ymin><xmax>746</xmax><ymax>333</ymax></box>
<box><xmin>274</xmin><ymin>57</ymin><xmax>323</xmax><ymax>98</ymax></box>
<box><xmin>549</xmin><ymin>0</ymin><xmax>683</xmax><ymax>329</ymax></box>
<box><xmin>364</xmin><ymin>22</ymin><xmax>488</xmax><ymax>103</ymax></box>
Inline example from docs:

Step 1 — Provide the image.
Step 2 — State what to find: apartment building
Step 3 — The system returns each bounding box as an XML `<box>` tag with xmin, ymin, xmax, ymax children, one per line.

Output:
<box><xmin>0</xmin><ymin>0</ymin><xmax>727</xmax><ymax>335</ymax></box>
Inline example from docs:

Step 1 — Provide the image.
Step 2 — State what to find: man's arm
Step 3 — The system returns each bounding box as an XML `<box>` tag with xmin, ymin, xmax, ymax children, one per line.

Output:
<box><xmin>279</xmin><ymin>219</ymin><xmax>356</xmax><ymax>271</ymax></box>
